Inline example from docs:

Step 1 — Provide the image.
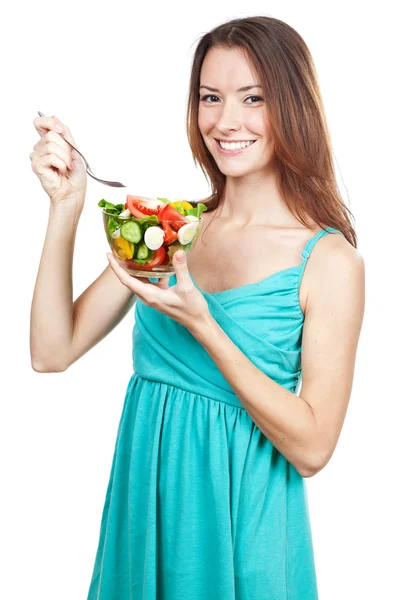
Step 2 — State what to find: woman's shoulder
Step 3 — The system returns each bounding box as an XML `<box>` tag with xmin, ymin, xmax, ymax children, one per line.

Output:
<box><xmin>316</xmin><ymin>226</ymin><xmax>356</xmax><ymax>256</ymax></box>
<box><xmin>305</xmin><ymin>228</ymin><xmax>364</xmax><ymax>302</ymax></box>
<box><xmin>300</xmin><ymin>222</ymin><xmax>363</xmax><ymax>314</ymax></box>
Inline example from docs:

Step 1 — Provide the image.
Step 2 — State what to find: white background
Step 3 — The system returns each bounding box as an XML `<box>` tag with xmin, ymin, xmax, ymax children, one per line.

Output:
<box><xmin>2</xmin><ymin>0</ymin><xmax>399</xmax><ymax>598</ymax></box>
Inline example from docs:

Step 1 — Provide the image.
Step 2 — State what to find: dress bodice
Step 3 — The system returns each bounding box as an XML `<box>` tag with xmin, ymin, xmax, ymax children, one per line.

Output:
<box><xmin>132</xmin><ymin>227</ymin><xmax>345</xmax><ymax>407</ymax></box>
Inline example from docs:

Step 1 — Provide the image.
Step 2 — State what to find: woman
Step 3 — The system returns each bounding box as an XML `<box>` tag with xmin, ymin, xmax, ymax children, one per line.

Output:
<box><xmin>30</xmin><ymin>15</ymin><xmax>365</xmax><ymax>600</ymax></box>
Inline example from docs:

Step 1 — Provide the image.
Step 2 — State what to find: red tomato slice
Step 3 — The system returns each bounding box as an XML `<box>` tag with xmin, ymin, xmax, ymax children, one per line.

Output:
<box><xmin>124</xmin><ymin>246</ymin><xmax>167</xmax><ymax>271</ymax></box>
<box><xmin>126</xmin><ymin>195</ymin><xmax>167</xmax><ymax>217</ymax></box>
<box><xmin>125</xmin><ymin>197</ymin><xmax>146</xmax><ymax>218</ymax></box>
<box><xmin>161</xmin><ymin>221</ymin><xmax>178</xmax><ymax>245</ymax></box>
<box><xmin>158</xmin><ymin>204</ymin><xmax>189</xmax><ymax>231</ymax></box>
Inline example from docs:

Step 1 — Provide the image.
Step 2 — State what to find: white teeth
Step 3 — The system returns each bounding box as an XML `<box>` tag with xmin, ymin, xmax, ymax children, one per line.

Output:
<box><xmin>219</xmin><ymin>140</ymin><xmax>255</xmax><ymax>150</ymax></box>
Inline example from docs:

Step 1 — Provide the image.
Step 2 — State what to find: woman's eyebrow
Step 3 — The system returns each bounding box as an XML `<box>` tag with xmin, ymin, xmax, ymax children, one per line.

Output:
<box><xmin>199</xmin><ymin>85</ymin><xmax>263</xmax><ymax>92</ymax></box>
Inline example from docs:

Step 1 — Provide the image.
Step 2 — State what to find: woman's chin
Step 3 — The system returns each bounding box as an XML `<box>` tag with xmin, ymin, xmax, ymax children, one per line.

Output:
<box><xmin>217</xmin><ymin>164</ymin><xmax>260</xmax><ymax>178</ymax></box>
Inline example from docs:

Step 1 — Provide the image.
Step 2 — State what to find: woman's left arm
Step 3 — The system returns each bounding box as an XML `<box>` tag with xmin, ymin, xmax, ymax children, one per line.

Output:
<box><xmin>107</xmin><ymin>244</ymin><xmax>365</xmax><ymax>478</ymax></box>
<box><xmin>194</xmin><ymin>246</ymin><xmax>365</xmax><ymax>478</ymax></box>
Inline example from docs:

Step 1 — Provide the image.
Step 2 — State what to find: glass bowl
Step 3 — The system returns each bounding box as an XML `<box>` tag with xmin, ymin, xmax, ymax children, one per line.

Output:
<box><xmin>102</xmin><ymin>210</ymin><xmax>203</xmax><ymax>277</ymax></box>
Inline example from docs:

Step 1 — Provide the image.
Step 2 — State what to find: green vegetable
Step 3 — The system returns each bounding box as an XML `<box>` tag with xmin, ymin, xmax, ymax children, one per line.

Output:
<box><xmin>98</xmin><ymin>199</ymin><xmax>125</xmax><ymax>215</ymax></box>
<box><xmin>135</xmin><ymin>215</ymin><xmax>160</xmax><ymax>226</ymax></box>
<box><xmin>131</xmin><ymin>255</ymin><xmax>155</xmax><ymax>265</ymax></box>
<box><xmin>185</xmin><ymin>203</ymin><xmax>208</xmax><ymax>219</ymax></box>
<box><xmin>134</xmin><ymin>215</ymin><xmax>164</xmax><ymax>236</ymax></box>
<box><xmin>120</xmin><ymin>221</ymin><xmax>142</xmax><ymax>243</ymax></box>
<box><xmin>173</xmin><ymin>202</ymin><xmax>185</xmax><ymax>215</ymax></box>
<box><xmin>135</xmin><ymin>241</ymin><xmax>150</xmax><ymax>261</ymax></box>
<box><xmin>157</xmin><ymin>197</ymin><xmax>171</xmax><ymax>204</ymax></box>
<box><xmin>131</xmin><ymin>254</ymin><xmax>155</xmax><ymax>265</ymax></box>
<box><xmin>133</xmin><ymin>242</ymin><xmax>156</xmax><ymax>263</ymax></box>
<box><xmin>106</xmin><ymin>217</ymin><xmax>120</xmax><ymax>237</ymax></box>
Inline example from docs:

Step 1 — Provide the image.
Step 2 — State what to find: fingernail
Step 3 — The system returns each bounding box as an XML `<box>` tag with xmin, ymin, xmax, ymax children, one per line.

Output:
<box><xmin>54</xmin><ymin>123</ymin><xmax>63</xmax><ymax>133</ymax></box>
<box><xmin>176</xmin><ymin>251</ymin><xmax>185</xmax><ymax>262</ymax></box>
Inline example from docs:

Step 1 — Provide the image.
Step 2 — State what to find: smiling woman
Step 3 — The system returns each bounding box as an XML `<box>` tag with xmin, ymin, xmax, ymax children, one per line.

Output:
<box><xmin>28</xmin><ymin>13</ymin><xmax>364</xmax><ymax>600</ymax></box>
<box><xmin>83</xmin><ymin>17</ymin><xmax>364</xmax><ymax>600</ymax></box>
<box><xmin>187</xmin><ymin>21</ymin><xmax>358</xmax><ymax>248</ymax></box>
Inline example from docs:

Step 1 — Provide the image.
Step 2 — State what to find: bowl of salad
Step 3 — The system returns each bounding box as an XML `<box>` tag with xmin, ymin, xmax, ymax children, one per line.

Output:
<box><xmin>99</xmin><ymin>195</ymin><xmax>207</xmax><ymax>277</ymax></box>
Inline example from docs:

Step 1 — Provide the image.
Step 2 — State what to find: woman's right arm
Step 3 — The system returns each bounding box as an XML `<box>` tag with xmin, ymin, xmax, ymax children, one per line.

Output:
<box><xmin>30</xmin><ymin>204</ymin><xmax>137</xmax><ymax>372</ymax></box>
<box><xmin>29</xmin><ymin>115</ymin><xmax>136</xmax><ymax>373</ymax></box>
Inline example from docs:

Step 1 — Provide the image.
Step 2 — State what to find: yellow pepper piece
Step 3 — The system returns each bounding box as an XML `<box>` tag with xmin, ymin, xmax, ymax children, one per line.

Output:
<box><xmin>171</xmin><ymin>200</ymin><xmax>193</xmax><ymax>214</ymax></box>
<box><xmin>113</xmin><ymin>235</ymin><xmax>134</xmax><ymax>259</ymax></box>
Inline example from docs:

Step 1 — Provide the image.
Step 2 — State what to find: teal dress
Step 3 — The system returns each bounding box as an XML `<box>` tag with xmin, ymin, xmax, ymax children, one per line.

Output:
<box><xmin>87</xmin><ymin>226</ymin><xmax>345</xmax><ymax>599</ymax></box>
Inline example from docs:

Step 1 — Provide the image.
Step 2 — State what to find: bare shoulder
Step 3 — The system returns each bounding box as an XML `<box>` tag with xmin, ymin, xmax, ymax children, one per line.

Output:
<box><xmin>304</xmin><ymin>231</ymin><xmax>365</xmax><ymax>316</ymax></box>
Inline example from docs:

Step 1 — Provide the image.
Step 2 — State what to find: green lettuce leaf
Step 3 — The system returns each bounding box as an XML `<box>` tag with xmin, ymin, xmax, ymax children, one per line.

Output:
<box><xmin>185</xmin><ymin>203</ymin><xmax>208</xmax><ymax>218</ymax></box>
<box><xmin>98</xmin><ymin>199</ymin><xmax>125</xmax><ymax>215</ymax></box>
<box><xmin>135</xmin><ymin>215</ymin><xmax>160</xmax><ymax>226</ymax></box>
<box><xmin>106</xmin><ymin>217</ymin><xmax>120</xmax><ymax>237</ymax></box>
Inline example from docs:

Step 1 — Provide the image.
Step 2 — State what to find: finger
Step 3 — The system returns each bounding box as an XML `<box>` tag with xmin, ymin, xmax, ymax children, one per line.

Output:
<box><xmin>33</xmin><ymin>114</ymin><xmax>76</xmax><ymax>147</ymax></box>
<box><xmin>33</xmin><ymin>115</ymin><xmax>63</xmax><ymax>138</ymax></box>
<box><xmin>35</xmin><ymin>137</ymin><xmax>74</xmax><ymax>171</ymax></box>
<box><xmin>53</xmin><ymin>119</ymin><xmax>76</xmax><ymax>146</ymax></box>
<box><xmin>173</xmin><ymin>250</ymin><xmax>192</xmax><ymax>288</ymax></box>
<box><xmin>32</xmin><ymin>153</ymin><xmax>69</xmax><ymax>177</ymax></box>
<box><xmin>107</xmin><ymin>254</ymin><xmax>161</xmax><ymax>301</ymax></box>
<box><xmin>35</xmin><ymin>129</ymin><xmax>74</xmax><ymax>157</ymax></box>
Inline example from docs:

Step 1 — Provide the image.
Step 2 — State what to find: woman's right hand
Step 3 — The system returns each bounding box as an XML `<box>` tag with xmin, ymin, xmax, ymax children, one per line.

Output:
<box><xmin>30</xmin><ymin>115</ymin><xmax>87</xmax><ymax>210</ymax></box>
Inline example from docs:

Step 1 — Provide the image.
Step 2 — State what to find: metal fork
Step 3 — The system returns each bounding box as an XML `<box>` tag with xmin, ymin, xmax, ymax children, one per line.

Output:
<box><xmin>37</xmin><ymin>111</ymin><xmax>126</xmax><ymax>188</ymax></box>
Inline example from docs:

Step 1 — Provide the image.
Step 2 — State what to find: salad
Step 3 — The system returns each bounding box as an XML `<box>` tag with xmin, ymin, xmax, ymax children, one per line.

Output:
<box><xmin>99</xmin><ymin>195</ymin><xmax>207</xmax><ymax>272</ymax></box>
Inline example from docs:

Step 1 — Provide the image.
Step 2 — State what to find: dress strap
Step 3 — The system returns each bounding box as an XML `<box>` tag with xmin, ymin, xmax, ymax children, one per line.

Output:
<box><xmin>298</xmin><ymin>227</ymin><xmax>346</xmax><ymax>283</ymax></box>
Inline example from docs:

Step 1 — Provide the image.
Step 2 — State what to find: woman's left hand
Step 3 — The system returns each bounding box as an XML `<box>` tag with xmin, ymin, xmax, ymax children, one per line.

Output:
<box><xmin>106</xmin><ymin>250</ymin><xmax>210</xmax><ymax>331</ymax></box>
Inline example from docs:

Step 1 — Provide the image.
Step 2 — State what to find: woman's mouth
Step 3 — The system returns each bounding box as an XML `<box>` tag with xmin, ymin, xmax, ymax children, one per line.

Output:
<box><xmin>215</xmin><ymin>139</ymin><xmax>257</xmax><ymax>155</ymax></box>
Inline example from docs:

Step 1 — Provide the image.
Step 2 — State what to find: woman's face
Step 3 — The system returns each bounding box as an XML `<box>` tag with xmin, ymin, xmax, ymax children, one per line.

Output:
<box><xmin>198</xmin><ymin>46</ymin><xmax>274</xmax><ymax>177</ymax></box>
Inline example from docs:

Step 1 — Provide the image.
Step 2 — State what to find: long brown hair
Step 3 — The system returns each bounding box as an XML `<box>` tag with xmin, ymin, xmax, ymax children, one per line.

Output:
<box><xmin>186</xmin><ymin>16</ymin><xmax>357</xmax><ymax>247</ymax></box>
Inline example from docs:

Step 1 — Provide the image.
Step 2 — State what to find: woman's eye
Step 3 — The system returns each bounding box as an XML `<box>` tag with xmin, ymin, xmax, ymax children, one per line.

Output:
<box><xmin>245</xmin><ymin>96</ymin><xmax>263</xmax><ymax>104</ymax></box>
<box><xmin>200</xmin><ymin>95</ymin><xmax>263</xmax><ymax>104</ymax></box>
<box><xmin>200</xmin><ymin>94</ymin><xmax>219</xmax><ymax>103</ymax></box>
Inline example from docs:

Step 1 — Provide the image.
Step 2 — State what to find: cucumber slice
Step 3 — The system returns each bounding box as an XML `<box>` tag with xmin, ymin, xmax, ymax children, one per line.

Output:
<box><xmin>136</xmin><ymin>241</ymin><xmax>150</xmax><ymax>260</ymax></box>
<box><xmin>120</xmin><ymin>220</ymin><xmax>142</xmax><ymax>243</ymax></box>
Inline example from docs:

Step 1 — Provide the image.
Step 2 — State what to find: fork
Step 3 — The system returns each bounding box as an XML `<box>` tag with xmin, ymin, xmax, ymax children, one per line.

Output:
<box><xmin>37</xmin><ymin>111</ymin><xmax>126</xmax><ymax>188</ymax></box>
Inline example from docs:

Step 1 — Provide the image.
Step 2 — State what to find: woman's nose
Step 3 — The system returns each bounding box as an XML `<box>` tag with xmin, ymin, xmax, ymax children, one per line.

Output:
<box><xmin>215</xmin><ymin>101</ymin><xmax>242</xmax><ymax>132</ymax></box>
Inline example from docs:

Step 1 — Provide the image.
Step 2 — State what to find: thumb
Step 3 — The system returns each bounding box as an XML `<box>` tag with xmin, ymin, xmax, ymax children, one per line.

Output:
<box><xmin>173</xmin><ymin>250</ymin><xmax>191</xmax><ymax>284</ymax></box>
